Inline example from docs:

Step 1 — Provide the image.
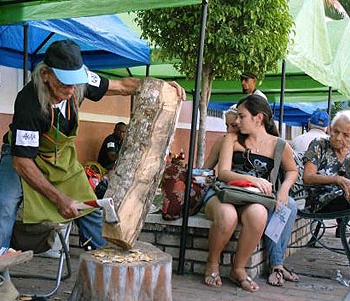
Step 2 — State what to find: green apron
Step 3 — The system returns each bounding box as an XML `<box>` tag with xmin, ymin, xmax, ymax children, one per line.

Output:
<box><xmin>21</xmin><ymin>120</ymin><xmax>96</xmax><ymax>223</ymax></box>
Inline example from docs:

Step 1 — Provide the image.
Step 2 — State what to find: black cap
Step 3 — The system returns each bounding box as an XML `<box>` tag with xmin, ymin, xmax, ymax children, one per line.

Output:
<box><xmin>240</xmin><ymin>72</ymin><xmax>257</xmax><ymax>80</ymax></box>
<box><xmin>44</xmin><ymin>39</ymin><xmax>88</xmax><ymax>85</ymax></box>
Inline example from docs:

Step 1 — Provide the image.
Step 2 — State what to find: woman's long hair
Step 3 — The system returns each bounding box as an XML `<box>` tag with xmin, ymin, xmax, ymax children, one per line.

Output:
<box><xmin>32</xmin><ymin>62</ymin><xmax>86</xmax><ymax>116</ymax></box>
<box><xmin>236</xmin><ymin>94</ymin><xmax>279</xmax><ymax>146</ymax></box>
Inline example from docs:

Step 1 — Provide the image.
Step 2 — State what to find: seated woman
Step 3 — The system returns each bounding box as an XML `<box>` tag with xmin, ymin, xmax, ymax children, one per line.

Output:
<box><xmin>202</xmin><ymin>107</ymin><xmax>239</xmax><ymax>169</ymax></box>
<box><xmin>303</xmin><ymin>110</ymin><xmax>350</xmax><ymax>236</ymax></box>
<box><xmin>203</xmin><ymin>95</ymin><xmax>298</xmax><ymax>292</ymax></box>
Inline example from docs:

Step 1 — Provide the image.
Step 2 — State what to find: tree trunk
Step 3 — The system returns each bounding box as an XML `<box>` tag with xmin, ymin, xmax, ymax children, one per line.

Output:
<box><xmin>196</xmin><ymin>65</ymin><xmax>214</xmax><ymax>168</ymax></box>
<box><xmin>103</xmin><ymin>78</ymin><xmax>181</xmax><ymax>249</ymax></box>
<box><xmin>69</xmin><ymin>241</ymin><xmax>172</xmax><ymax>301</ymax></box>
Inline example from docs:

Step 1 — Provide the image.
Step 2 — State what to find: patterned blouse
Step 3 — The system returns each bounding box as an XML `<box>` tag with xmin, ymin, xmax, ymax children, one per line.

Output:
<box><xmin>232</xmin><ymin>151</ymin><xmax>274</xmax><ymax>180</ymax></box>
<box><xmin>304</xmin><ymin>137</ymin><xmax>350</xmax><ymax>210</ymax></box>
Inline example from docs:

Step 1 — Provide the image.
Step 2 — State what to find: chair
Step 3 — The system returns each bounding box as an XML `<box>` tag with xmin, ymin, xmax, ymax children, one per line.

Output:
<box><xmin>291</xmin><ymin>207</ymin><xmax>350</xmax><ymax>266</ymax></box>
<box><xmin>290</xmin><ymin>185</ymin><xmax>350</xmax><ymax>261</ymax></box>
<box><xmin>10</xmin><ymin>221</ymin><xmax>72</xmax><ymax>299</ymax></box>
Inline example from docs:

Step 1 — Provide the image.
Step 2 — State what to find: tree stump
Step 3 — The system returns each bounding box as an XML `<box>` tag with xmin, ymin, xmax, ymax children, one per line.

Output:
<box><xmin>103</xmin><ymin>78</ymin><xmax>181</xmax><ymax>249</ymax></box>
<box><xmin>69</xmin><ymin>241</ymin><xmax>172</xmax><ymax>301</ymax></box>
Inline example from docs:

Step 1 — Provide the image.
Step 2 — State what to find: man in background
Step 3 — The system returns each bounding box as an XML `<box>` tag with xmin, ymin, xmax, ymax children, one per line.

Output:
<box><xmin>240</xmin><ymin>71</ymin><xmax>267</xmax><ymax>101</ymax></box>
<box><xmin>290</xmin><ymin>110</ymin><xmax>329</xmax><ymax>152</ymax></box>
<box><xmin>98</xmin><ymin>122</ymin><xmax>127</xmax><ymax>171</ymax></box>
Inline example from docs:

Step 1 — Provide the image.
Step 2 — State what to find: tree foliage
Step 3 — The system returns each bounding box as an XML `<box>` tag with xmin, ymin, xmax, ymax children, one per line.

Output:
<box><xmin>135</xmin><ymin>0</ymin><xmax>293</xmax><ymax>166</ymax></box>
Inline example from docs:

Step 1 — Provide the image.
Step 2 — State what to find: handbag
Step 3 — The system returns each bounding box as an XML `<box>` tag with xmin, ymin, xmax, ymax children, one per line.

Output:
<box><xmin>161</xmin><ymin>163</ymin><xmax>215</xmax><ymax>220</ymax></box>
<box><xmin>213</xmin><ymin>138</ymin><xmax>286</xmax><ymax>210</ymax></box>
<box><xmin>213</xmin><ymin>181</ymin><xmax>277</xmax><ymax>210</ymax></box>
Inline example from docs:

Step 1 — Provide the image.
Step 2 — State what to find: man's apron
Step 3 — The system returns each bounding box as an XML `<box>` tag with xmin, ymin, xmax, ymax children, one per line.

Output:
<box><xmin>22</xmin><ymin>122</ymin><xmax>96</xmax><ymax>223</ymax></box>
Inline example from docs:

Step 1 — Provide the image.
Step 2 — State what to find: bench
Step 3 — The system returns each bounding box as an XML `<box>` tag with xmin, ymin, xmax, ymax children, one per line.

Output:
<box><xmin>141</xmin><ymin>199</ymin><xmax>310</xmax><ymax>279</ymax></box>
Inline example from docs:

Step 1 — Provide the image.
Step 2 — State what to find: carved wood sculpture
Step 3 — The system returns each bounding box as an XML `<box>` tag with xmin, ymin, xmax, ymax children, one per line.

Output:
<box><xmin>103</xmin><ymin>78</ymin><xmax>182</xmax><ymax>249</ymax></box>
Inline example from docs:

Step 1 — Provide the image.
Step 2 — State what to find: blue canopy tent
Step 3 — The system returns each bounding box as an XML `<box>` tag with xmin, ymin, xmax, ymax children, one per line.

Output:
<box><xmin>0</xmin><ymin>14</ymin><xmax>151</xmax><ymax>82</ymax></box>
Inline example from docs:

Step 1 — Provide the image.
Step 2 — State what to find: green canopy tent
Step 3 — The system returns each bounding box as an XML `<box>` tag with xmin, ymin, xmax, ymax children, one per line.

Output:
<box><xmin>0</xmin><ymin>0</ymin><xmax>201</xmax><ymax>25</ymax></box>
<box><xmin>99</xmin><ymin>59</ymin><xmax>347</xmax><ymax>103</ymax></box>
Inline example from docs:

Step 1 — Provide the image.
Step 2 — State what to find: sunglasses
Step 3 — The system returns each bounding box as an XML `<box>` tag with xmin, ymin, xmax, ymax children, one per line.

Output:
<box><xmin>47</xmin><ymin>69</ymin><xmax>75</xmax><ymax>88</ymax></box>
<box><xmin>242</xmin><ymin>148</ymin><xmax>254</xmax><ymax>171</ymax></box>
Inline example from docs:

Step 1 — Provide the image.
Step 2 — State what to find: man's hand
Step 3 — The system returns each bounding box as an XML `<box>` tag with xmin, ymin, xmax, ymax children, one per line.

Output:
<box><xmin>107</xmin><ymin>78</ymin><xmax>186</xmax><ymax>100</ymax></box>
<box><xmin>167</xmin><ymin>81</ymin><xmax>186</xmax><ymax>101</ymax></box>
<box><xmin>56</xmin><ymin>195</ymin><xmax>80</xmax><ymax>219</ymax></box>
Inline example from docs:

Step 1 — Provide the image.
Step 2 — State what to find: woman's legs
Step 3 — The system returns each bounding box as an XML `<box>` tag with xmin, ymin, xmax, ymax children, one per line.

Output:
<box><xmin>266</xmin><ymin>197</ymin><xmax>298</xmax><ymax>266</ymax></box>
<box><xmin>204</xmin><ymin>196</ymin><xmax>238</xmax><ymax>287</ymax></box>
<box><xmin>230</xmin><ymin>203</ymin><xmax>267</xmax><ymax>291</ymax></box>
<box><xmin>266</xmin><ymin>197</ymin><xmax>299</xmax><ymax>285</ymax></box>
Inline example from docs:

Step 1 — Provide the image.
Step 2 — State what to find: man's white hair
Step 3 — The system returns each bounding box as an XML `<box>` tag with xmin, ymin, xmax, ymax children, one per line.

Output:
<box><xmin>309</xmin><ymin>123</ymin><xmax>327</xmax><ymax>131</ymax></box>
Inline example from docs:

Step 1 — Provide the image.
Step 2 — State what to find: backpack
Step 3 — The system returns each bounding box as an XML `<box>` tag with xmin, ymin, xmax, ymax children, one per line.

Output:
<box><xmin>84</xmin><ymin>166</ymin><xmax>102</xmax><ymax>190</ymax></box>
<box><xmin>83</xmin><ymin>161</ymin><xmax>106</xmax><ymax>191</ymax></box>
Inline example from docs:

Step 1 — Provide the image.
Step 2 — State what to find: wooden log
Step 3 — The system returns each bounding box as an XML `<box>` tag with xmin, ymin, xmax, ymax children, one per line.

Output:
<box><xmin>103</xmin><ymin>78</ymin><xmax>181</xmax><ymax>249</ymax></box>
<box><xmin>69</xmin><ymin>241</ymin><xmax>172</xmax><ymax>301</ymax></box>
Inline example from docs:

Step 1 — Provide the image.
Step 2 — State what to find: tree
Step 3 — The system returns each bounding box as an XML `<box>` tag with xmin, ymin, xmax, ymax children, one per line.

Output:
<box><xmin>135</xmin><ymin>0</ymin><xmax>293</xmax><ymax>167</ymax></box>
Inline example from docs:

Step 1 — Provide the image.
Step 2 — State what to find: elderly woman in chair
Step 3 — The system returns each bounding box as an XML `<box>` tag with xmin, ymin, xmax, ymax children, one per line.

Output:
<box><xmin>303</xmin><ymin>110</ymin><xmax>350</xmax><ymax>237</ymax></box>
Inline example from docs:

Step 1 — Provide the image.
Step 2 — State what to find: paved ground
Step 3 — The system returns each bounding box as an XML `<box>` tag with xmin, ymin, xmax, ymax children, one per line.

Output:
<box><xmin>9</xmin><ymin>224</ymin><xmax>350</xmax><ymax>301</ymax></box>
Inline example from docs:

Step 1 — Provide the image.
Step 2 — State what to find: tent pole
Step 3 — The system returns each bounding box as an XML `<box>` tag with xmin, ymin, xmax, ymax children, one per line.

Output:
<box><xmin>33</xmin><ymin>32</ymin><xmax>55</xmax><ymax>56</ymax></box>
<box><xmin>278</xmin><ymin>59</ymin><xmax>286</xmax><ymax>136</ymax></box>
<box><xmin>177</xmin><ymin>0</ymin><xmax>208</xmax><ymax>275</ymax></box>
<box><xmin>23</xmin><ymin>23</ymin><xmax>29</xmax><ymax>85</ymax></box>
<box><xmin>126</xmin><ymin>68</ymin><xmax>133</xmax><ymax>77</ymax></box>
<box><xmin>327</xmin><ymin>86</ymin><xmax>332</xmax><ymax>116</ymax></box>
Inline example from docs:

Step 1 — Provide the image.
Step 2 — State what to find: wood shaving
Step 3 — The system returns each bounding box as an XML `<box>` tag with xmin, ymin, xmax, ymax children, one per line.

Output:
<box><xmin>91</xmin><ymin>247</ymin><xmax>153</xmax><ymax>264</ymax></box>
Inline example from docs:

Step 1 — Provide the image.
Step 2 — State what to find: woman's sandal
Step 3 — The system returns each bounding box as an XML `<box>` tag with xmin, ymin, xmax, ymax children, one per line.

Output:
<box><xmin>230</xmin><ymin>275</ymin><xmax>260</xmax><ymax>292</ymax></box>
<box><xmin>204</xmin><ymin>264</ymin><xmax>222</xmax><ymax>288</ymax></box>
<box><xmin>282</xmin><ymin>266</ymin><xmax>299</xmax><ymax>282</ymax></box>
<box><xmin>267</xmin><ymin>268</ymin><xmax>284</xmax><ymax>287</ymax></box>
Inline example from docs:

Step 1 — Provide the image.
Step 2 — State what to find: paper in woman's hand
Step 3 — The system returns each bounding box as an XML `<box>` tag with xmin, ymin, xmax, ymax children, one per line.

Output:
<box><xmin>264</xmin><ymin>205</ymin><xmax>291</xmax><ymax>243</ymax></box>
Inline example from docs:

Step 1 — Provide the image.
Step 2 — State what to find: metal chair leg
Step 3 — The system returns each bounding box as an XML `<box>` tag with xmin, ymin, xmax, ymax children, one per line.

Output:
<box><xmin>11</xmin><ymin>222</ymin><xmax>72</xmax><ymax>298</ymax></box>
<box><xmin>339</xmin><ymin>216</ymin><xmax>350</xmax><ymax>266</ymax></box>
<box><xmin>308</xmin><ymin>220</ymin><xmax>321</xmax><ymax>247</ymax></box>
